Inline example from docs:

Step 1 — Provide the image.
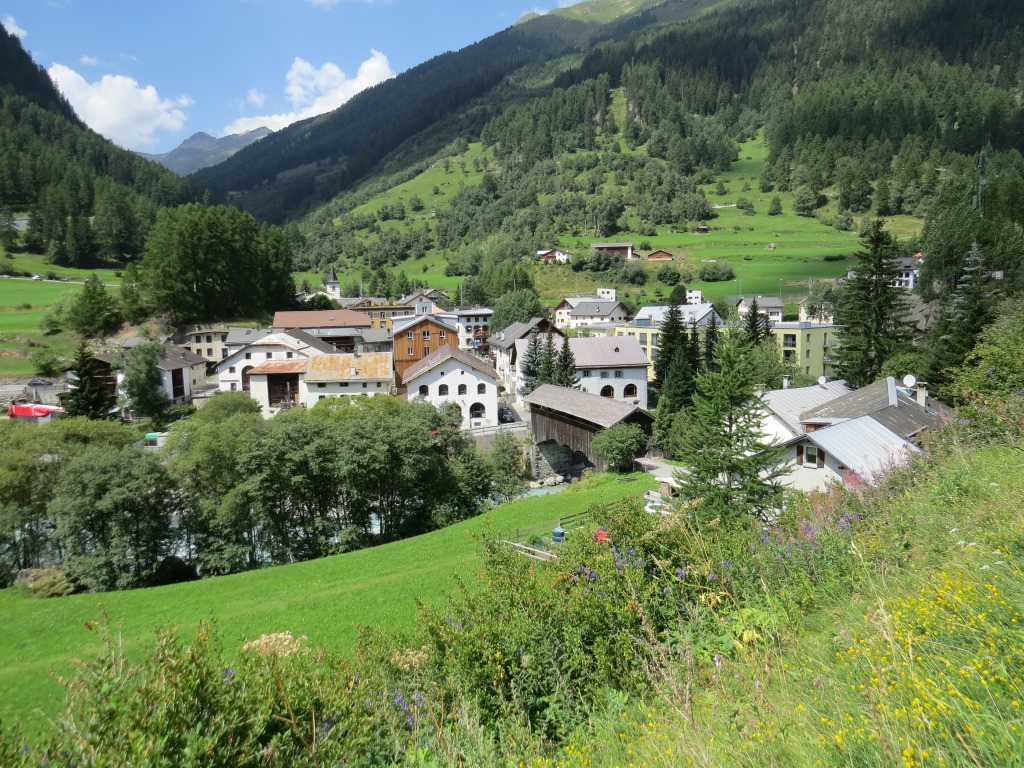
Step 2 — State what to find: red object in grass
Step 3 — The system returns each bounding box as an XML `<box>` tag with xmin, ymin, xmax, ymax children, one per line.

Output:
<box><xmin>594</xmin><ymin>528</ymin><xmax>610</xmax><ymax>544</ymax></box>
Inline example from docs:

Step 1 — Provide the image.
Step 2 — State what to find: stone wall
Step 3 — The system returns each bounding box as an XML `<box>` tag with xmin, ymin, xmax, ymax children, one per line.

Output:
<box><xmin>532</xmin><ymin>440</ymin><xmax>591</xmax><ymax>480</ymax></box>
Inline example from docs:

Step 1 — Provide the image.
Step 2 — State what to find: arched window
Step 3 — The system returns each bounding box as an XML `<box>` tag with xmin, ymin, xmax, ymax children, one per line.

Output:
<box><xmin>458</xmin><ymin>384</ymin><xmax>467</xmax><ymax>395</ymax></box>
<box><xmin>477</xmin><ymin>382</ymin><xmax>486</xmax><ymax>394</ymax></box>
<box><xmin>418</xmin><ymin>385</ymin><xmax>428</xmax><ymax>397</ymax></box>
<box><xmin>241</xmin><ymin>366</ymin><xmax>254</xmax><ymax>393</ymax></box>
<box><xmin>600</xmin><ymin>385</ymin><xmax>614</xmax><ymax>399</ymax></box>
<box><xmin>623</xmin><ymin>383</ymin><xmax>638</xmax><ymax>398</ymax></box>
<box><xmin>470</xmin><ymin>402</ymin><xmax>486</xmax><ymax>420</ymax></box>
<box><xmin>438</xmin><ymin>384</ymin><xmax>449</xmax><ymax>396</ymax></box>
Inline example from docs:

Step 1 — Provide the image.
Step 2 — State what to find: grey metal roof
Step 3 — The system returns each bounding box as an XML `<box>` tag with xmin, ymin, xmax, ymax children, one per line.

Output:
<box><xmin>402</xmin><ymin>345</ymin><xmax>497</xmax><ymax>382</ymax></box>
<box><xmin>570</xmin><ymin>300</ymin><xmax>626</xmax><ymax>318</ymax></box>
<box><xmin>487</xmin><ymin>318</ymin><xmax>556</xmax><ymax>351</ymax></box>
<box><xmin>800</xmin><ymin>377</ymin><xmax>947</xmax><ymax>438</ymax></box>
<box><xmin>358</xmin><ymin>328</ymin><xmax>393</xmax><ymax>344</ymax></box>
<box><xmin>761</xmin><ymin>380</ymin><xmax>853</xmax><ymax>436</ymax></box>
<box><xmin>282</xmin><ymin>329</ymin><xmax>340</xmax><ymax>355</ymax></box>
<box><xmin>632</xmin><ymin>304</ymin><xmax>723</xmax><ymax>327</ymax></box>
<box><xmin>525</xmin><ymin>384</ymin><xmax>650</xmax><ymax>429</ymax></box>
<box><xmin>738</xmin><ymin>296</ymin><xmax>785</xmax><ymax>309</ymax></box>
<box><xmin>801</xmin><ymin>415</ymin><xmax>920</xmax><ymax>478</ymax></box>
<box><xmin>225</xmin><ymin>327</ymin><xmax>271</xmax><ymax>345</ymax></box>
<box><xmin>513</xmin><ymin>335</ymin><xmax>650</xmax><ymax>369</ymax></box>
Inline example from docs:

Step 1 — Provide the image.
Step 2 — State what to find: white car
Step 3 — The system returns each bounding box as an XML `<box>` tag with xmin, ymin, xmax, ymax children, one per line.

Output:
<box><xmin>31</xmin><ymin>274</ymin><xmax>41</xmax><ymax>280</ymax></box>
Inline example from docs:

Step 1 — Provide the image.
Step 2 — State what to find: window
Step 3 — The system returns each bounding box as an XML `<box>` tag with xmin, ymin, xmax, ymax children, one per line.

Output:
<box><xmin>600</xmin><ymin>371</ymin><xmax>609</xmax><ymax>379</ymax></box>
<box><xmin>439</xmin><ymin>384</ymin><xmax>449</xmax><ymax>396</ymax></box>
<box><xmin>470</xmin><ymin>402</ymin><xmax>486</xmax><ymax>419</ymax></box>
<box><xmin>229</xmin><ymin>366</ymin><xmax>236</xmax><ymax>373</ymax></box>
<box><xmin>407</xmin><ymin>331</ymin><xmax>414</xmax><ymax>339</ymax></box>
<box><xmin>221</xmin><ymin>349</ymin><xmax>227</xmax><ymax>359</ymax></box>
<box><xmin>639</xmin><ymin>333</ymin><xmax>648</xmax><ymax>345</ymax></box>
<box><xmin>581</xmin><ymin>370</ymin><xmax>591</xmax><ymax>377</ymax></box>
<box><xmin>477</xmin><ymin>383</ymin><xmax>486</xmax><ymax>394</ymax></box>
<box><xmin>266</xmin><ymin>352</ymin><xmax>273</xmax><ymax>359</ymax></box>
<box><xmin>424</xmin><ymin>346</ymin><xmax>430</xmax><ymax>355</ymax></box>
<box><xmin>418</xmin><ymin>385</ymin><xmax>428</xmax><ymax>396</ymax></box>
<box><xmin>340</xmin><ymin>383</ymin><xmax>348</xmax><ymax>388</ymax></box>
<box><xmin>422</xmin><ymin>330</ymin><xmax>431</xmax><ymax>340</ymax></box>
<box><xmin>600</xmin><ymin>385</ymin><xmax>614</xmax><ymax>398</ymax></box>
<box><xmin>407</xmin><ymin>347</ymin><xmax>414</xmax><ymax>356</ymax></box>
<box><xmin>652</xmin><ymin>333</ymin><xmax>660</xmax><ymax>346</ymax></box>
<box><xmin>221</xmin><ymin>334</ymin><xmax>227</xmax><ymax>342</ymax></box>
<box><xmin>458</xmin><ymin>384</ymin><xmax>467</xmax><ymax>395</ymax></box>
<box><xmin>245</xmin><ymin>352</ymin><xmax>252</xmax><ymax>359</ymax></box>
<box><xmin>286</xmin><ymin>351</ymin><xmax>293</xmax><ymax>359</ymax></box>
<box><xmin>362</xmin><ymin>382</ymin><xmax>367</xmax><ymax>388</ymax></box>
<box><xmin>804</xmin><ymin>445</ymin><xmax>819</xmax><ymax>466</ymax></box>
<box><xmin>376</xmin><ymin>382</ymin><xmax>382</xmax><ymax>388</ymax></box>
<box><xmin>614</xmin><ymin>370</ymin><xmax>623</xmax><ymax>378</ymax></box>
<box><xmin>624</xmin><ymin>383</ymin><xmax>638</xmax><ymax>398</ymax></box>
<box><xmin>806</xmin><ymin>333</ymin><xmax>812</xmax><ymax>343</ymax></box>
<box><xmin>317</xmin><ymin>383</ymin><xmax>326</xmax><ymax>389</ymax></box>
<box><xmin>230</xmin><ymin>383</ymin><xmax>237</xmax><ymax>391</ymax></box>
<box><xmin>206</xmin><ymin>335</ymin><xmax>212</xmax><ymax>343</ymax></box>
<box><xmin>805</xmin><ymin>349</ymin><xmax>811</xmax><ymax>359</ymax></box>
<box><xmin>207</xmin><ymin>348</ymin><xmax>213</xmax><ymax>357</ymax></box>
<box><xmin>439</xmin><ymin>330</ymin><xmax>446</xmax><ymax>339</ymax></box>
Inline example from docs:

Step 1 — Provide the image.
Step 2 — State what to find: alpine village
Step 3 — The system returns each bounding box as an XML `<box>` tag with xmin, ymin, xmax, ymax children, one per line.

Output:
<box><xmin>2</xmin><ymin>0</ymin><xmax>1024</xmax><ymax>765</ymax></box>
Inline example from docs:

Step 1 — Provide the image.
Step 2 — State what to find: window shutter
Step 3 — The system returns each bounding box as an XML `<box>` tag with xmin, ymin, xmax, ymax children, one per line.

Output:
<box><xmin>817</xmin><ymin>450</ymin><xmax>825</xmax><ymax>469</ymax></box>
<box><xmin>796</xmin><ymin>444</ymin><xmax>804</xmax><ymax>464</ymax></box>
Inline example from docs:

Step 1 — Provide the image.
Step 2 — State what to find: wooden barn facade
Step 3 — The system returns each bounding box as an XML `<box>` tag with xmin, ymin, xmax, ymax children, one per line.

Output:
<box><xmin>524</xmin><ymin>384</ymin><xmax>653</xmax><ymax>472</ymax></box>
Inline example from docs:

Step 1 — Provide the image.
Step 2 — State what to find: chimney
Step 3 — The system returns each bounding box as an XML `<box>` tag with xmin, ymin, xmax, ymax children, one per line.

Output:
<box><xmin>782</xmin><ymin>375</ymin><xmax>792</xmax><ymax>390</ymax></box>
<box><xmin>916</xmin><ymin>382</ymin><xmax>928</xmax><ymax>408</ymax></box>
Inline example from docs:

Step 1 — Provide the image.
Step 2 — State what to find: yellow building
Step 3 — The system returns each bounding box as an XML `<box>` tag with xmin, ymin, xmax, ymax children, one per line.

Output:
<box><xmin>613</xmin><ymin>304</ymin><xmax>726</xmax><ymax>381</ymax></box>
<box><xmin>769</xmin><ymin>322</ymin><xmax>842</xmax><ymax>379</ymax></box>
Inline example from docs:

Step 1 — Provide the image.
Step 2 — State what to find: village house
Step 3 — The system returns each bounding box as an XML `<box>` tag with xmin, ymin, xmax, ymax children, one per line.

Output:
<box><xmin>272</xmin><ymin>309</ymin><xmax>374</xmax><ymax>351</ymax></box>
<box><xmin>567</xmin><ymin>299</ymin><xmax>631</xmax><ymax>330</ymax></box>
<box><xmin>217</xmin><ymin>330</ymin><xmax>336</xmax><ymax>394</ymax></box>
<box><xmin>488</xmin><ymin>317</ymin><xmax>562</xmax><ymax>396</ymax></box>
<box><xmin>591</xmin><ymin>242</ymin><xmax>634</xmax><ymax>260</ymax></box>
<box><xmin>537</xmin><ymin>248</ymin><xmax>572</xmax><ymax>263</ymax></box>
<box><xmin>512</xmin><ymin>335</ymin><xmax>651</xmax><ymax>408</ymax></box>
<box><xmin>404</xmin><ymin>346</ymin><xmax>500</xmax><ymax>429</ymax></box>
<box><xmin>96</xmin><ymin>340</ymin><xmax>209</xmax><ymax>409</ymax></box>
<box><xmin>435</xmin><ymin>307</ymin><xmax>494</xmax><ymax>354</ymax></box>
<box><xmin>736</xmin><ymin>296</ymin><xmax>785</xmax><ymax>324</ymax></box>
<box><xmin>391</xmin><ymin>314</ymin><xmax>460</xmax><ymax>386</ymax></box>
<box><xmin>646</xmin><ymin>249</ymin><xmax>674</xmax><ymax>261</ymax></box>
<box><xmin>175</xmin><ymin>323</ymin><xmax>231</xmax><ymax>363</ymax></box>
<box><xmin>616</xmin><ymin>304</ymin><xmax>726</xmax><ymax>375</ymax></box>
<box><xmin>769</xmin><ymin>321</ymin><xmax>843</xmax><ymax>379</ymax></box>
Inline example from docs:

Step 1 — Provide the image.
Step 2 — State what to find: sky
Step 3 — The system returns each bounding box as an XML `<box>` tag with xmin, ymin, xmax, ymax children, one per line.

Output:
<box><xmin>3</xmin><ymin>0</ymin><xmax>587</xmax><ymax>154</ymax></box>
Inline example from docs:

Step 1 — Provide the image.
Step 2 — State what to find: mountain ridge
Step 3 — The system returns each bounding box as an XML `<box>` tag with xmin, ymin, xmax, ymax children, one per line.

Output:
<box><xmin>138</xmin><ymin>127</ymin><xmax>272</xmax><ymax>176</ymax></box>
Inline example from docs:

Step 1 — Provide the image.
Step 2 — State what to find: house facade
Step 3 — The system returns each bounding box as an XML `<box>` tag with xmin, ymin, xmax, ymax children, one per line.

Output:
<box><xmin>736</xmin><ymin>296</ymin><xmax>785</xmax><ymax>324</ymax></box>
<box><xmin>217</xmin><ymin>330</ymin><xmax>336</xmax><ymax>394</ymax></box>
<box><xmin>769</xmin><ymin>321</ymin><xmax>842</xmax><ymax>379</ymax></box>
<box><xmin>404</xmin><ymin>346</ymin><xmax>500</xmax><ymax>429</ymax></box>
<box><xmin>646</xmin><ymin>249</ymin><xmax>674</xmax><ymax>261</ymax></box>
<box><xmin>488</xmin><ymin>318</ymin><xmax>562</xmax><ymax>396</ymax></box>
<box><xmin>568</xmin><ymin>300</ymin><xmax>631</xmax><ymax>330</ymax></box>
<box><xmin>591</xmin><ymin>242</ymin><xmax>635</xmax><ymax>259</ymax></box>
<box><xmin>391</xmin><ymin>314</ymin><xmax>460</xmax><ymax>386</ymax></box>
<box><xmin>537</xmin><ymin>248</ymin><xmax>572</xmax><ymax>263</ymax></box>
<box><xmin>617</xmin><ymin>304</ymin><xmax>726</xmax><ymax>377</ymax></box>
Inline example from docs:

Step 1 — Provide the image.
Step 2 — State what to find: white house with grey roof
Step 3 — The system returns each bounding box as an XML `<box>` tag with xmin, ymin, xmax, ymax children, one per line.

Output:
<box><xmin>512</xmin><ymin>335</ymin><xmax>650</xmax><ymax>408</ymax></box>
<box><xmin>567</xmin><ymin>299</ymin><xmax>631</xmax><ymax>330</ymax></box>
<box><xmin>404</xmin><ymin>346</ymin><xmax>500</xmax><ymax>428</ymax></box>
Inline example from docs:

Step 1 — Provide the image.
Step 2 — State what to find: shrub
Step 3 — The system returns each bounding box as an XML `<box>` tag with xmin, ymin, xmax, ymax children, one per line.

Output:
<box><xmin>698</xmin><ymin>262</ymin><xmax>735</xmax><ymax>282</ymax></box>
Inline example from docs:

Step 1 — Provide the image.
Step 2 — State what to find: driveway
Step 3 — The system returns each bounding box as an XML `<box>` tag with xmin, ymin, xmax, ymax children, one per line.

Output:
<box><xmin>636</xmin><ymin>456</ymin><xmax>680</xmax><ymax>479</ymax></box>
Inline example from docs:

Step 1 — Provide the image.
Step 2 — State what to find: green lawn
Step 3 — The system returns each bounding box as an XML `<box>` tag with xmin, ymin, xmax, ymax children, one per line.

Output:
<box><xmin>0</xmin><ymin>472</ymin><xmax>655</xmax><ymax>726</ymax></box>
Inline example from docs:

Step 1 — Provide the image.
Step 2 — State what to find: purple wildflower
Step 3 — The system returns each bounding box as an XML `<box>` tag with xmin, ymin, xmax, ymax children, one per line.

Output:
<box><xmin>713</xmin><ymin>654</ymin><xmax>723</xmax><ymax>671</ymax></box>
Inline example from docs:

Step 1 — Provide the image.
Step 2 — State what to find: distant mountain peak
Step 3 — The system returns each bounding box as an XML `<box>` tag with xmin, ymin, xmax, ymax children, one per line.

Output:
<box><xmin>139</xmin><ymin>127</ymin><xmax>272</xmax><ymax>176</ymax></box>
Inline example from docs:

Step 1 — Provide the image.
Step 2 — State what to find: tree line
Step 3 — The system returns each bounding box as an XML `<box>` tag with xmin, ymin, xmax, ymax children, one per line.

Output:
<box><xmin>0</xmin><ymin>393</ymin><xmax>527</xmax><ymax>592</ymax></box>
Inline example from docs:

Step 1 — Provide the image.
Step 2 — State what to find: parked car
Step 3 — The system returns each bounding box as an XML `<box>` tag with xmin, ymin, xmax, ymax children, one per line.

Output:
<box><xmin>27</xmin><ymin>377</ymin><xmax>52</xmax><ymax>386</ymax></box>
<box><xmin>30</xmin><ymin>274</ymin><xmax>41</xmax><ymax>280</ymax></box>
<box><xmin>498</xmin><ymin>406</ymin><xmax>517</xmax><ymax>424</ymax></box>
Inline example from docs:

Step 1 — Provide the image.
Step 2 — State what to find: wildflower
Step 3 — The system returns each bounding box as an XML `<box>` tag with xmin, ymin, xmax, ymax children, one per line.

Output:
<box><xmin>713</xmin><ymin>654</ymin><xmax>723</xmax><ymax>671</ymax></box>
<box><xmin>222</xmin><ymin>667</ymin><xmax>234</xmax><ymax>683</ymax></box>
<box><xmin>676</xmin><ymin>567</ymin><xmax>686</xmax><ymax>579</ymax></box>
<box><xmin>707</xmin><ymin>573</ymin><xmax>717</xmax><ymax>582</ymax></box>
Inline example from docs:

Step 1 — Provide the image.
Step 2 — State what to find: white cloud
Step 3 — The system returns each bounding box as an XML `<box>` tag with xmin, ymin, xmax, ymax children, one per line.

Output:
<box><xmin>245</xmin><ymin>87</ymin><xmax>266</xmax><ymax>108</ymax></box>
<box><xmin>4</xmin><ymin>15</ymin><xmax>27</xmax><ymax>38</ymax></box>
<box><xmin>223</xmin><ymin>50</ymin><xmax>394</xmax><ymax>135</ymax></box>
<box><xmin>79</xmin><ymin>54</ymin><xmax>98</xmax><ymax>66</ymax></box>
<box><xmin>48</xmin><ymin>64</ymin><xmax>191</xmax><ymax>150</ymax></box>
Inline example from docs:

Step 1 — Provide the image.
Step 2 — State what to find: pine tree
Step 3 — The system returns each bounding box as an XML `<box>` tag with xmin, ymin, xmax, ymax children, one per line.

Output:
<box><xmin>833</xmin><ymin>220</ymin><xmax>915</xmax><ymax>387</ymax></box>
<box><xmin>653</xmin><ymin>346</ymin><xmax>697</xmax><ymax>448</ymax></box>
<box><xmin>121</xmin><ymin>338</ymin><xmax>171</xmax><ymax>427</ymax></box>
<box><xmin>517</xmin><ymin>327</ymin><xmax>542</xmax><ymax>397</ymax></box>
<box><xmin>674</xmin><ymin>336</ymin><xmax>788</xmax><ymax>524</ymax></box>
<box><xmin>928</xmin><ymin>242</ymin><xmax>994</xmax><ymax>385</ymax></box>
<box><xmin>653</xmin><ymin>303</ymin><xmax>685</xmax><ymax>401</ymax></box>
<box><xmin>64</xmin><ymin>343</ymin><xmax>115</xmax><ymax>419</ymax></box>
<box><xmin>703</xmin><ymin>311</ymin><xmax>720</xmax><ymax>369</ymax></box>
<box><xmin>743</xmin><ymin>298</ymin><xmax>769</xmax><ymax>345</ymax></box>
<box><xmin>538</xmin><ymin>332</ymin><xmax>557</xmax><ymax>386</ymax></box>
<box><xmin>553</xmin><ymin>335</ymin><xmax>580</xmax><ymax>388</ymax></box>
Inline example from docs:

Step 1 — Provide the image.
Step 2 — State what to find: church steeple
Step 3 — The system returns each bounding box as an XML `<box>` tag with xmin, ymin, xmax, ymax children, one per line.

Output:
<box><xmin>326</xmin><ymin>265</ymin><xmax>340</xmax><ymax>298</ymax></box>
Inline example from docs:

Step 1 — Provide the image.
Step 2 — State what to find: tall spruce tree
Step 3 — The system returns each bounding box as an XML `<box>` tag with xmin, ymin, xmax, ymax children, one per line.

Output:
<box><xmin>703</xmin><ymin>311</ymin><xmax>720</xmax><ymax>370</ymax></box>
<box><xmin>64</xmin><ymin>343</ymin><xmax>115</xmax><ymax>419</ymax></box>
<box><xmin>553</xmin><ymin>335</ymin><xmax>580</xmax><ymax>388</ymax></box>
<box><xmin>674</xmin><ymin>335</ymin><xmax>788</xmax><ymax>524</ymax></box>
<box><xmin>743</xmin><ymin>298</ymin><xmax>769</xmax><ymax>345</ymax></box>
<box><xmin>833</xmin><ymin>220</ymin><xmax>914</xmax><ymax>387</ymax></box>
<box><xmin>928</xmin><ymin>242</ymin><xmax>995</xmax><ymax>385</ymax></box>
<box><xmin>538</xmin><ymin>332</ymin><xmax>557</xmax><ymax>386</ymax></box>
<box><xmin>653</xmin><ymin>303</ymin><xmax>685</xmax><ymax>402</ymax></box>
<box><xmin>517</xmin><ymin>327</ymin><xmax>542</xmax><ymax>397</ymax></box>
<box><xmin>121</xmin><ymin>338</ymin><xmax>171</xmax><ymax>427</ymax></box>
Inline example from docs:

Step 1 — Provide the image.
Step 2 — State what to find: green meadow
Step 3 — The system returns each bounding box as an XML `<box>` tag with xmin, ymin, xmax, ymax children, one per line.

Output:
<box><xmin>0</xmin><ymin>472</ymin><xmax>655</xmax><ymax>726</ymax></box>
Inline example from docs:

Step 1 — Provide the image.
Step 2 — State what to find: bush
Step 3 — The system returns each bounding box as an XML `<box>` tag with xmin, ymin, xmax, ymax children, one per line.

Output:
<box><xmin>698</xmin><ymin>262</ymin><xmax>735</xmax><ymax>282</ymax></box>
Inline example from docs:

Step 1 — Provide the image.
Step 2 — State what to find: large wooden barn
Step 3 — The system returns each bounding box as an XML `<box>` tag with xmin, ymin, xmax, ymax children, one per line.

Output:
<box><xmin>524</xmin><ymin>384</ymin><xmax>653</xmax><ymax>475</ymax></box>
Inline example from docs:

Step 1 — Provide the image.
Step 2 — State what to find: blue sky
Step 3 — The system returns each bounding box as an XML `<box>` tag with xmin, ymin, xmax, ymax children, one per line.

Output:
<box><xmin>3</xmin><ymin>0</ymin><xmax>586</xmax><ymax>154</ymax></box>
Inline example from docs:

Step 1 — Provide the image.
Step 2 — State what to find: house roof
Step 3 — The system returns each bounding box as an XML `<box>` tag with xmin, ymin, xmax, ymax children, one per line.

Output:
<box><xmin>800</xmin><ymin>377</ymin><xmax>947</xmax><ymax>437</ymax></box>
<box><xmin>392</xmin><ymin>314</ymin><xmax>458</xmax><ymax>334</ymax></box>
<box><xmin>525</xmin><ymin>384</ymin><xmax>649</xmax><ymax>428</ymax></box>
<box><xmin>512</xmin><ymin>335</ymin><xmax>650</xmax><ymax>369</ymax></box>
<box><xmin>647</xmin><ymin>250</ymin><xmax>674</xmax><ymax>259</ymax></box>
<box><xmin>760</xmin><ymin>380</ymin><xmax>853</xmax><ymax>437</ymax></box>
<box><xmin>631</xmin><ymin>304</ymin><xmax>723</xmax><ymax>327</ymax></box>
<box><xmin>591</xmin><ymin>242</ymin><xmax>634</xmax><ymax>249</ymax></box>
<box><xmin>571</xmin><ymin>300</ymin><xmax>627</xmax><ymax>318</ymax></box>
<box><xmin>797</xmin><ymin>415</ymin><xmax>920</xmax><ymax>479</ymax></box>
<box><xmin>282</xmin><ymin>329</ymin><xmax>340</xmax><ymax>354</ymax></box>
<box><xmin>358</xmin><ymin>328</ymin><xmax>393</xmax><ymax>344</ymax></box>
<box><xmin>402</xmin><ymin>345</ymin><xmax>498</xmax><ymax>382</ymax></box>
<box><xmin>738</xmin><ymin>296</ymin><xmax>785</xmax><ymax>310</ymax></box>
<box><xmin>272</xmin><ymin>309</ymin><xmax>372</xmax><ymax>329</ymax></box>
<box><xmin>97</xmin><ymin>342</ymin><xmax>206</xmax><ymax>372</ymax></box>
<box><xmin>305</xmin><ymin>351</ymin><xmax>394</xmax><ymax>382</ymax></box>
<box><xmin>246</xmin><ymin>360</ymin><xmax>309</xmax><ymax>375</ymax></box>
<box><xmin>488</xmin><ymin>318</ymin><xmax>559</xmax><ymax>350</ymax></box>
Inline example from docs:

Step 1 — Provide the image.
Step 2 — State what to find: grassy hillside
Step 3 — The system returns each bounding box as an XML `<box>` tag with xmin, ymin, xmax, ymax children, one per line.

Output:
<box><xmin>0</xmin><ymin>471</ymin><xmax>655</xmax><ymax>726</ymax></box>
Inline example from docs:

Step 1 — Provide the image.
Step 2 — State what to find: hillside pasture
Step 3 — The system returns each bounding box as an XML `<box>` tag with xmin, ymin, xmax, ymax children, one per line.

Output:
<box><xmin>0</xmin><ymin>471</ymin><xmax>656</xmax><ymax>726</ymax></box>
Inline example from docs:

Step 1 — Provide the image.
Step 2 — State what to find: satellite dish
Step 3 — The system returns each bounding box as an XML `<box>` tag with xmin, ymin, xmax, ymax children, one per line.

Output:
<box><xmin>817</xmin><ymin>375</ymin><xmax>828</xmax><ymax>386</ymax></box>
<box><xmin>902</xmin><ymin>374</ymin><xmax>918</xmax><ymax>389</ymax></box>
